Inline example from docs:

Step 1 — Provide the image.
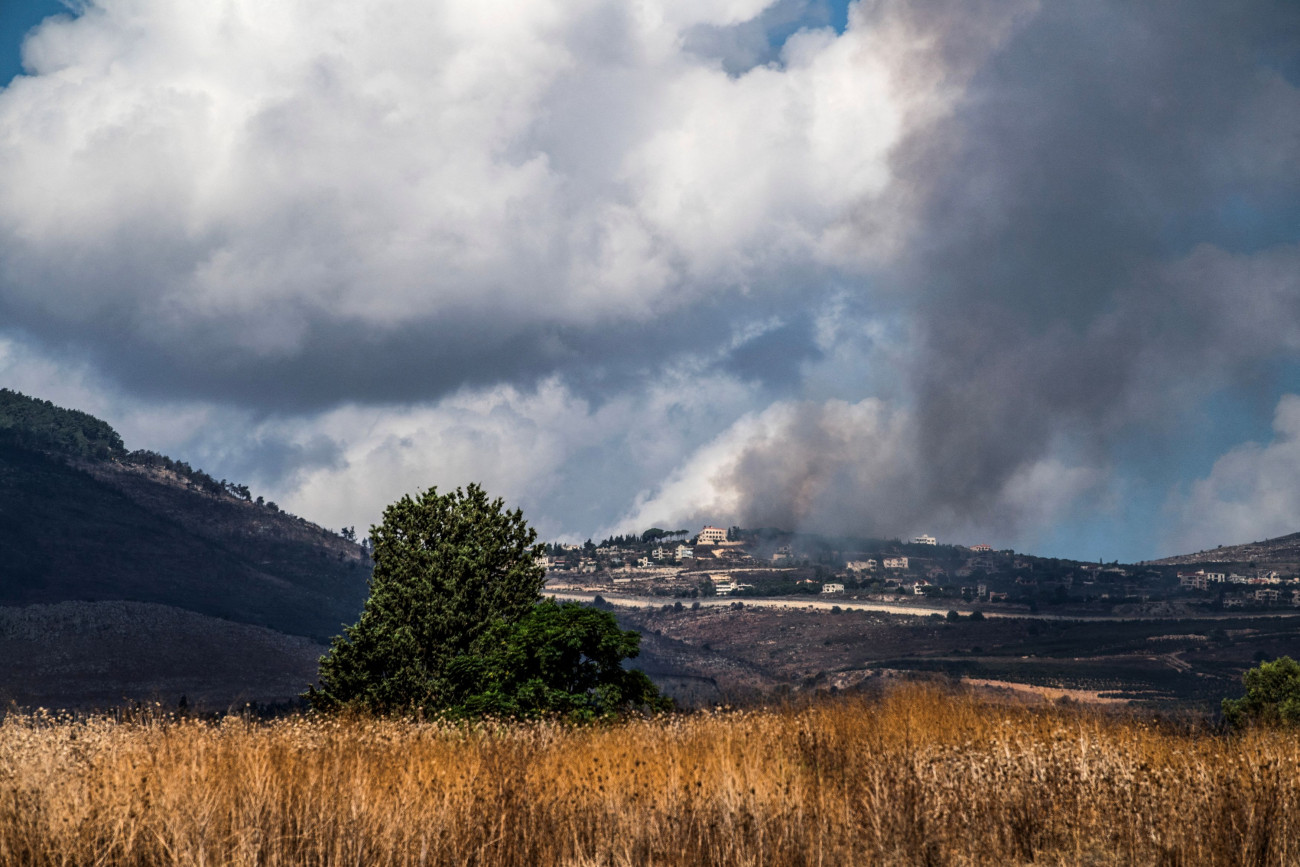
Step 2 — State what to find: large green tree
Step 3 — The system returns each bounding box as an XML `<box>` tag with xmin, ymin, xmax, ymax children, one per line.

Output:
<box><xmin>307</xmin><ymin>483</ymin><xmax>664</xmax><ymax>717</ymax></box>
<box><xmin>1222</xmin><ymin>656</ymin><xmax>1300</xmax><ymax>728</ymax></box>
<box><xmin>307</xmin><ymin>484</ymin><xmax>546</xmax><ymax>713</ymax></box>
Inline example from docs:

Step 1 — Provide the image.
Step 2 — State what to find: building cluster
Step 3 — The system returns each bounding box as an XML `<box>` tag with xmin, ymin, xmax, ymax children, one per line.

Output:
<box><xmin>544</xmin><ymin>526</ymin><xmax>1300</xmax><ymax>610</ymax></box>
<box><xmin>1178</xmin><ymin>568</ymin><xmax>1300</xmax><ymax>607</ymax></box>
<box><xmin>544</xmin><ymin>527</ymin><xmax>947</xmax><ymax>597</ymax></box>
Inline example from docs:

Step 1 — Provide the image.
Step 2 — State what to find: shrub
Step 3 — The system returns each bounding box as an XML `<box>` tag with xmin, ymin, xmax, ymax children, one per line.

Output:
<box><xmin>1222</xmin><ymin>655</ymin><xmax>1300</xmax><ymax>728</ymax></box>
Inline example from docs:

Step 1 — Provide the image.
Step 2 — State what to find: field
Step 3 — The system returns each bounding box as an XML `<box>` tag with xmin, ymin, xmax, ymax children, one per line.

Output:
<box><xmin>620</xmin><ymin>604</ymin><xmax>1300</xmax><ymax>710</ymax></box>
<box><xmin>2</xmin><ymin>687</ymin><xmax>1298</xmax><ymax>865</ymax></box>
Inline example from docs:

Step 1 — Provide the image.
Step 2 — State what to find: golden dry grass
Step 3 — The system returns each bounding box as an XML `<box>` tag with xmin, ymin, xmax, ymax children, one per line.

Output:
<box><xmin>1</xmin><ymin>686</ymin><xmax>1297</xmax><ymax>866</ymax></box>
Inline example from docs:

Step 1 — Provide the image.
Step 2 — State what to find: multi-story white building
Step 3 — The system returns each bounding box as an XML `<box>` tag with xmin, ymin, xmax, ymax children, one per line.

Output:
<box><xmin>821</xmin><ymin>583</ymin><xmax>845</xmax><ymax>594</ymax></box>
<box><xmin>846</xmin><ymin>559</ymin><xmax>877</xmax><ymax>572</ymax></box>
<box><xmin>676</xmin><ymin>545</ymin><xmax>694</xmax><ymax>559</ymax></box>
<box><xmin>883</xmin><ymin>557</ymin><xmax>909</xmax><ymax>570</ymax></box>
<box><xmin>913</xmin><ymin>534</ymin><xmax>937</xmax><ymax>546</ymax></box>
<box><xmin>697</xmin><ymin>526</ymin><xmax>727</xmax><ymax>544</ymax></box>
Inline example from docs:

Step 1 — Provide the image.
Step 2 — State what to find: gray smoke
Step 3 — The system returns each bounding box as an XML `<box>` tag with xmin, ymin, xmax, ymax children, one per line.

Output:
<box><xmin>697</xmin><ymin>0</ymin><xmax>1300</xmax><ymax>542</ymax></box>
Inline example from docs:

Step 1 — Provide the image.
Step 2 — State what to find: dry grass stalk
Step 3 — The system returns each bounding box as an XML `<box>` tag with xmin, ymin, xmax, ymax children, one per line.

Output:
<box><xmin>0</xmin><ymin>687</ymin><xmax>1297</xmax><ymax>865</ymax></box>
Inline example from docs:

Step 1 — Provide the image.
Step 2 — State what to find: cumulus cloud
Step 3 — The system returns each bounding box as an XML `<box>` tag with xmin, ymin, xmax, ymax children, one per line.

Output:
<box><xmin>0</xmin><ymin>0</ymin><xmax>938</xmax><ymax>410</ymax></box>
<box><xmin>1165</xmin><ymin>395</ymin><xmax>1300</xmax><ymax>554</ymax></box>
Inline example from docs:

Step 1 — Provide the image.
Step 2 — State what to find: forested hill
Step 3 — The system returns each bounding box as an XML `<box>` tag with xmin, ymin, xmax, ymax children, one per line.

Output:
<box><xmin>0</xmin><ymin>388</ymin><xmax>125</xmax><ymax>458</ymax></box>
<box><xmin>2</xmin><ymin>388</ymin><xmax>280</xmax><ymax>505</ymax></box>
<box><xmin>0</xmin><ymin>388</ymin><xmax>370</xmax><ymax>641</ymax></box>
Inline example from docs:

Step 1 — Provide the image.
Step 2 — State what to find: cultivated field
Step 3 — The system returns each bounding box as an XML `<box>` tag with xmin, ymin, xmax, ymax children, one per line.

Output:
<box><xmin>1</xmin><ymin>687</ymin><xmax>1297</xmax><ymax>866</ymax></box>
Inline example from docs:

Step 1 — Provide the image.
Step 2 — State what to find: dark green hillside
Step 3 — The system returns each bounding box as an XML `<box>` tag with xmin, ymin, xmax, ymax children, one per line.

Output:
<box><xmin>0</xmin><ymin>390</ymin><xmax>370</xmax><ymax>642</ymax></box>
<box><xmin>0</xmin><ymin>389</ymin><xmax>125</xmax><ymax>458</ymax></box>
<box><xmin>0</xmin><ymin>443</ymin><xmax>368</xmax><ymax>639</ymax></box>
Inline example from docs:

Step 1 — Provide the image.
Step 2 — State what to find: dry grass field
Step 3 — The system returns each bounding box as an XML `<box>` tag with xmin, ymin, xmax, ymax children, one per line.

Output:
<box><xmin>1</xmin><ymin>687</ymin><xmax>1297</xmax><ymax>866</ymax></box>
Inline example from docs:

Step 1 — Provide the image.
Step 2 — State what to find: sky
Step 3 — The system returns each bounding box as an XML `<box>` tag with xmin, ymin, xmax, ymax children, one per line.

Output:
<box><xmin>1</xmin><ymin>0</ymin><xmax>1299</xmax><ymax>562</ymax></box>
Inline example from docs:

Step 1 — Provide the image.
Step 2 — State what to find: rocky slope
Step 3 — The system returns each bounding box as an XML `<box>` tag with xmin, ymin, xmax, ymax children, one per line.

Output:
<box><xmin>1147</xmin><ymin>531</ymin><xmax>1300</xmax><ymax>568</ymax></box>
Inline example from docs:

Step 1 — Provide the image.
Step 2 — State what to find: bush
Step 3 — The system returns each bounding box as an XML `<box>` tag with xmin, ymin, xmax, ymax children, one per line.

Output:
<box><xmin>1222</xmin><ymin>656</ymin><xmax>1300</xmax><ymax>728</ymax></box>
<box><xmin>445</xmin><ymin>599</ymin><xmax>669</xmax><ymax>719</ymax></box>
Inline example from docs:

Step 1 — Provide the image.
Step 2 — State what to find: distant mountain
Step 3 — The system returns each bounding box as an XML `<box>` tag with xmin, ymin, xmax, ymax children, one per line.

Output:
<box><xmin>0</xmin><ymin>389</ymin><xmax>372</xmax><ymax>708</ymax></box>
<box><xmin>1146</xmin><ymin>532</ymin><xmax>1300</xmax><ymax>568</ymax></box>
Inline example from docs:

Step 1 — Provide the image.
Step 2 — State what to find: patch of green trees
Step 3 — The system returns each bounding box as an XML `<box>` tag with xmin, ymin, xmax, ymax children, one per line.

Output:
<box><xmin>1222</xmin><ymin>656</ymin><xmax>1300</xmax><ymax>728</ymax></box>
<box><xmin>307</xmin><ymin>483</ymin><xmax>666</xmax><ymax>719</ymax></box>
<box><xmin>0</xmin><ymin>388</ymin><xmax>124</xmax><ymax>458</ymax></box>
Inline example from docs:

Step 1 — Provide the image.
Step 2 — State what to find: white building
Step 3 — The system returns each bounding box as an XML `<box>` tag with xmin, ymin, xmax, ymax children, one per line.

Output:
<box><xmin>883</xmin><ymin>557</ymin><xmax>909</xmax><ymax>570</ymax></box>
<box><xmin>913</xmin><ymin>534</ymin><xmax>937</xmax><ymax>546</ymax></box>
<box><xmin>676</xmin><ymin>545</ymin><xmax>694</xmax><ymax>559</ymax></box>
<box><xmin>821</xmin><ymin>583</ymin><xmax>845</xmax><ymax>594</ymax></box>
<box><xmin>846</xmin><ymin>560</ymin><xmax>877</xmax><ymax>572</ymax></box>
<box><xmin>697</xmin><ymin>526</ymin><xmax>727</xmax><ymax>544</ymax></box>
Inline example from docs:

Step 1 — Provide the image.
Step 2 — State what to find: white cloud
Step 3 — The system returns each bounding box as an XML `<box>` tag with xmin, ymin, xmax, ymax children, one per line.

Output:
<box><xmin>0</xmin><ymin>0</ymin><xmax>1033</xmax><ymax>541</ymax></box>
<box><xmin>0</xmin><ymin>0</ymin><xmax>957</xmax><ymax>378</ymax></box>
<box><xmin>227</xmin><ymin>369</ymin><xmax>764</xmax><ymax>538</ymax></box>
<box><xmin>1165</xmin><ymin>394</ymin><xmax>1300</xmax><ymax>553</ymax></box>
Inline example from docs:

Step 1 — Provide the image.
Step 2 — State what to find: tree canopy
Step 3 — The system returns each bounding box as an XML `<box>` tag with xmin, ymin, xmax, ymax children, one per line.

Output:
<box><xmin>445</xmin><ymin>599</ymin><xmax>667</xmax><ymax>719</ymax></box>
<box><xmin>0</xmin><ymin>388</ymin><xmax>124</xmax><ymax>459</ymax></box>
<box><xmin>307</xmin><ymin>483</ymin><xmax>664</xmax><ymax>718</ymax></box>
<box><xmin>1222</xmin><ymin>656</ymin><xmax>1300</xmax><ymax>728</ymax></box>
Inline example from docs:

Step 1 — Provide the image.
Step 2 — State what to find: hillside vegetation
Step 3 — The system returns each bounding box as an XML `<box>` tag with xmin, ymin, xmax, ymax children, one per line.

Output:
<box><xmin>0</xmin><ymin>390</ymin><xmax>368</xmax><ymax>641</ymax></box>
<box><xmin>0</xmin><ymin>388</ymin><xmax>372</xmax><ymax>708</ymax></box>
<box><xmin>0</xmin><ymin>389</ymin><xmax>124</xmax><ymax>458</ymax></box>
<box><xmin>1</xmin><ymin>687</ymin><xmax>1297</xmax><ymax>866</ymax></box>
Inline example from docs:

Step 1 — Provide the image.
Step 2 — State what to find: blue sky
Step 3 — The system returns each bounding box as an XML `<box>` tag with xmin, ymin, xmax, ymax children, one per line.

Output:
<box><xmin>0</xmin><ymin>0</ymin><xmax>67</xmax><ymax>84</ymax></box>
<box><xmin>1</xmin><ymin>0</ymin><xmax>1298</xmax><ymax>563</ymax></box>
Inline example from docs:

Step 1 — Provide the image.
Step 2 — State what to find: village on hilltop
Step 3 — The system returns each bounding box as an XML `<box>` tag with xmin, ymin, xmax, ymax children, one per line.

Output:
<box><xmin>543</xmin><ymin>526</ymin><xmax>1300</xmax><ymax>612</ymax></box>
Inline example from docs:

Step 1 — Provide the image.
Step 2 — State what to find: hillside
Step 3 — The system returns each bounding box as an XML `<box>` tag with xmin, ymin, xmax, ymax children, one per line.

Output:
<box><xmin>0</xmin><ymin>440</ymin><xmax>369</xmax><ymax>640</ymax></box>
<box><xmin>0</xmin><ymin>389</ymin><xmax>372</xmax><ymax>708</ymax></box>
<box><xmin>1148</xmin><ymin>531</ymin><xmax>1300</xmax><ymax>568</ymax></box>
<box><xmin>0</xmin><ymin>601</ymin><xmax>325</xmax><ymax>710</ymax></box>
